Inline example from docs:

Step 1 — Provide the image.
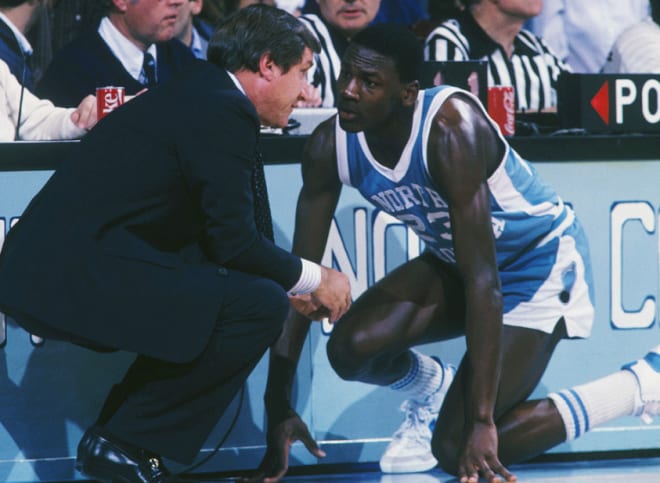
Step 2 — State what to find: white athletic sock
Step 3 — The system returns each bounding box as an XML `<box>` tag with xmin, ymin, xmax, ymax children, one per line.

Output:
<box><xmin>549</xmin><ymin>370</ymin><xmax>638</xmax><ymax>441</ymax></box>
<box><xmin>390</xmin><ymin>349</ymin><xmax>446</xmax><ymax>402</ymax></box>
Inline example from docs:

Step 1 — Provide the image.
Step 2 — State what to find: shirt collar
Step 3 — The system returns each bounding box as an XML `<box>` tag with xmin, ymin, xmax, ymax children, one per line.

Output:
<box><xmin>190</xmin><ymin>26</ymin><xmax>205</xmax><ymax>59</ymax></box>
<box><xmin>0</xmin><ymin>12</ymin><xmax>32</xmax><ymax>55</ymax></box>
<box><xmin>226</xmin><ymin>70</ymin><xmax>246</xmax><ymax>95</ymax></box>
<box><xmin>98</xmin><ymin>16</ymin><xmax>158</xmax><ymax>81</ymax></box>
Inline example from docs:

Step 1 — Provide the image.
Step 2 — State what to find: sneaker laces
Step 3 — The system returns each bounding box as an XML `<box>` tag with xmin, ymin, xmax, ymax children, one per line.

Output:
<box><xmin>391</xmin><ymin>399</ymin><xmax>435</xmax><ymax>443</ymax></box>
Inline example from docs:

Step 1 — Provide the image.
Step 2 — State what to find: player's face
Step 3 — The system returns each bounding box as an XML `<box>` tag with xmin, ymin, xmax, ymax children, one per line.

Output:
<box><xmin>259</xmin><ymin>47</ymin><xmax>315</xmax><ymax>128</ymax></box>
<box><xmin>316</xmin><ymin>0</ymin><xmax>381</xmax><ymax>38</ymax></box>
<box><xmin>336</xmin><ymin>45</ymin><xmax>407</xmax><ymax>132</ymax></box>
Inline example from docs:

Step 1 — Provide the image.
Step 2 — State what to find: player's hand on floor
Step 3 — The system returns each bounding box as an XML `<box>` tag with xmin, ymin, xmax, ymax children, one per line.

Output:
<box><xmin>458</xmin><ymin>421</ymin><xmax>516</xmax><ymax>483</ymax></box>
<box><xmin>236</xmin><ymin>411</ymin><xmax>325</xmax><ymax>483</ymax></box>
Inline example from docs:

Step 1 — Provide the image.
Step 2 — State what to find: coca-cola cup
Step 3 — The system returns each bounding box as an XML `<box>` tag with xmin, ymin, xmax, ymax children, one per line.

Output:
<box><xmin>96</xmin><ymin>86</ymin><xmax>125</xmax><ymax>120</ymax></box>
<box><xmin>487</xmin><ymin>85</ymin><xmax>515</xmax><ymax>136</ymax></box>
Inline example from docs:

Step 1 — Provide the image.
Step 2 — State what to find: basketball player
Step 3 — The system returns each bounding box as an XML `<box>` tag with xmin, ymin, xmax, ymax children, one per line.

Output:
<box><xmin>241</xmin><ymin>23</ymin><xmax>660</xmax><ymax>483</ymax></box>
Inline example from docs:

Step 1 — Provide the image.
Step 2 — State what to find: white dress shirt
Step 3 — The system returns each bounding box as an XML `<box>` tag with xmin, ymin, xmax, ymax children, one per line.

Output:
<box><xmin>98</xmin><ymin>17</ymin><xmax>158</xmax><ymax>82</ymax></box>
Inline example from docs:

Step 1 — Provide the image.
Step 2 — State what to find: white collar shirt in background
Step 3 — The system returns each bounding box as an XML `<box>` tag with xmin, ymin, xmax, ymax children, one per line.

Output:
<box><xmin>98</xmin><ymin>16</ymin><xmax>158</xmax><ymax>81</ymax></box>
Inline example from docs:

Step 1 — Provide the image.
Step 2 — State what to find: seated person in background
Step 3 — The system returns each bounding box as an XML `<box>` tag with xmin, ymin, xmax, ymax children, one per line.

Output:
<box><xmin>425</xmin><ymin>0</ymin><xmax>569</xmax><ymax>113</ymax></box>
<box><xmin>526</xmin><ymin>0</ymin><xmax>651</xmax><ymax>73</ymax></box>
<box><xmin>1</xmin><ymin>59</ymin><xmax>96</xmax><ymax>141</ymax></box>
<box><xmin>298</xmin><ymin>0</ymin><xmax>381</xmax><ymax>107</ymax></box>
<box><xmin>602</xmin><ymin>0</ymin><xmax>660</xmax><ymax>74</ymax></box>
<box><xmin>174</xmin><ymin>0</ymin><xmax>212</xmax><ymax>59</ymax></box>
<box><xmin>36</xmin><ymin>0</ymin><xmax>195</xmax><ymax>107</ymax></box>
<box><xmin>49</xmin><ymin>0</ymin><xmax>107</xmax><ymax>55</ymax></box>
<box><xmin>246</xmin><ymin>23</ymin><xmax>660</xmax><ymax>483</ymax></box>
<box><xmin>0</xmin><ymin>0</ymin><xmax>49</xmax><ymax>91</ymax></box>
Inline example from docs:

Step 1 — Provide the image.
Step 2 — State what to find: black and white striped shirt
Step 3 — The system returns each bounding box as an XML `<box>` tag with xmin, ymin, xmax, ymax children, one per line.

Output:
<box><xmin>298</xmin><ymin>14</ymin><xmax>350</xmax><ymax>108</ymax></box>
<box><xmin>424</xmin><ymin>11</ymin><xmax>570</xmax><ymax>112</ymax></box>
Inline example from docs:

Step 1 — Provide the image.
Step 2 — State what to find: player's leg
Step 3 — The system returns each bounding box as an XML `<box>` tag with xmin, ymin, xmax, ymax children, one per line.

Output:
<box><xmin>326</xmin><ymin>252</ymin><xmax>466</xmax><ymax>473</ymax></box>
<box><xmin>432</xmin><ymin>321</ymin><xmax>567</xmax><ymax>474</ymax></box>
<box><xmin>327</xmin><ymin>252</ymin><xmax>464</xmax><ymax>385</ymax></box>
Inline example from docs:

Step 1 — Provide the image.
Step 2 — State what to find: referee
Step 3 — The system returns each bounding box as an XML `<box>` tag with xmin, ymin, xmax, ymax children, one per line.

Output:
<box><xmin>424</xmin><ymin>0</ymin><xmax>569</xmax><ymax>113</ymax></box>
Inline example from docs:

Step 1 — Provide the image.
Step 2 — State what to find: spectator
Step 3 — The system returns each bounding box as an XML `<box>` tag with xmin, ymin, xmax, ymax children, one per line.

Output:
<box><xmin>602</xmin><ymin>0</ymin><xmax>660</xmax><ymax>74</ymax></box>
<box><xmin>298</xmin><ymin>0</ymin><xmax>381</xmax><ymax>108</ymax></box>
<box><xmin>0</xmin><ymin>0</ymin><xmax>49</xmax><ymax>91</ymax></box>
<box><xmin>425</xmin><ymin>0</ymin><xmax>569</xmax><ymax>113</ymax></box>
<box><xmin>49</xmin><ymin>0</ymin><xmax>106</xmax><ymax>54</ymax></box>
<box><xmin>0</xmin><ymin>58</ymin><xmax>96</xmax><ymax>141</ymax></box>
<box><xmin>174</xmin><ymin>0</ymin><xmax>213</xmax><ymax>59</ymax></box>
<box><xmin>526</xmin><ymin>0</ymin><xmax>651</xmax><ymax>73</ymax></box>
<box><xmin>35</xmin><ymin>0</ymin><xmax>195</xmax><ymax>107</ymax></box>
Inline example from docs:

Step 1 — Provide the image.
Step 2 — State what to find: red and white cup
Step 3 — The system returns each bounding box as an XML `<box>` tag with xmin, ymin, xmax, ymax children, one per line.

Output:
<box><xmin>96</xmin><ymin>86</ymin><xmax>125</xmax><ymax>120</ymax></box>
<box><xmin>487</xmin><ymin>85</ymin><xmax>515</xmax><ymax>136</ymax></box>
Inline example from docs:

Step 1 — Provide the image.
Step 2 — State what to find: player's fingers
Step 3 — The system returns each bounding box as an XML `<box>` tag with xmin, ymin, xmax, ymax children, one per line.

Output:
<box><xmin>490</xmin><ymin>460</ymin><xmax>516</xmax><ymax>481</ymax></box>
<box><xmin>298</xmin><ymin>429</ymin><xmax>326</xmax><ymax>458</ymax></box>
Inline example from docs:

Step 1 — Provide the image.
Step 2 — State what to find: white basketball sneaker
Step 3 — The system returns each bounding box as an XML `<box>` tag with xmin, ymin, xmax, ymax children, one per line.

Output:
<box><xmin>379</xmin><ymin>364</ymin><xmax>455</xmax><ymax>474</ymax></box>
<box><xmin>622</xmin><ymin>345</ymin><xmax>660</xmax><ymax>424</ymax></box>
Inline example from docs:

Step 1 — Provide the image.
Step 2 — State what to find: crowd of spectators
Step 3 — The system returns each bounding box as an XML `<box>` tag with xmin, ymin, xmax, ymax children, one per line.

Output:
<box><xmin>1</xmin><ymin>0</ymin><xmax>659</xmax><ymax>140</ymax></box>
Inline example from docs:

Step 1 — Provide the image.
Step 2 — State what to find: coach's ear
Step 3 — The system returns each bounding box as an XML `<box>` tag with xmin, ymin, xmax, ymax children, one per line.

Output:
<box><xmin>401</xmin><ymin>80</ymin><xmax>419</xmax><ymax>107</ymax></box>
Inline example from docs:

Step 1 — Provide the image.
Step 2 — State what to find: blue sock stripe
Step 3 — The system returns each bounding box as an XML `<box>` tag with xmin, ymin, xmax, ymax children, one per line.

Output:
<box><xmin>557</xmin><ymin>391</ymin><xmax>582</xmax><ymax>438</ymax></box>
<box><xmin>391</xmin><ymin>351</ymin><xmax>420</xmax><ymax>390</ymax></box>
<box><xmin>644</xmin><ymin>351</ymin><xmax>660</xmax><ymax>372</ymax></box>
<box><xmin>431</xmin><ymin>356</ymin><xmax>445</xmax><ymax>388</ymax></box>
<box><xmin>568</xmin><ymin>388</ymin><xmax>590</xmax><ymax>433</ymax></box>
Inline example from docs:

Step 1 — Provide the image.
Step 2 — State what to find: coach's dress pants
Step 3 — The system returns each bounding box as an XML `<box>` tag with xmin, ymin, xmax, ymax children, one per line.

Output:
<box><xmin>97</xmin><ymin>270</ymin><xmax>289</xmax><ymax>464</ymax></box>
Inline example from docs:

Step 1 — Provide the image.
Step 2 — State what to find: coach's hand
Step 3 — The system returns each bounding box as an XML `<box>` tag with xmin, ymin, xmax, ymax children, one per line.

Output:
<box><xmin>310</xmin><ymin>266</ymin><xmax>351</xmax><ymax>322</ymax></box>
<box><xmin>237</xmin><ymin>410</ymin><xmax>325</xmax><ymax>483</ymax></box>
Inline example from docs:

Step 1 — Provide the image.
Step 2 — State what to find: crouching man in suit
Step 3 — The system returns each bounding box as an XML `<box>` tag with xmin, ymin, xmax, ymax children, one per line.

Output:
<box><xmin>0</xmin><ymin>5</ymin><xmax>350</xmax><ymax>483</ymax></box>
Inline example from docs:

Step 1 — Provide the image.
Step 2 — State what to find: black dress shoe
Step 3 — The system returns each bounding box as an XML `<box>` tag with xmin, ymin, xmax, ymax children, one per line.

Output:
<box><xmin>76</xmin><ymin>425</ymin><xmax>186</xmax><ymax>483</ymax></box>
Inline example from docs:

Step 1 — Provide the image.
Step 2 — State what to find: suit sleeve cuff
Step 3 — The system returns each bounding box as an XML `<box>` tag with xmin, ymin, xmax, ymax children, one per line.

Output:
<box><xmin>287</xmin><ymin>258</ymin><xmax>322</xmax><ymax>295</ymax></box>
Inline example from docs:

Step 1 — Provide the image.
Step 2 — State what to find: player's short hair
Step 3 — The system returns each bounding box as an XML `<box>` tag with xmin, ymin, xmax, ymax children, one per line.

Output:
<box><xmin>350</xmin><ymin>23</ymin><xmax>423</xmax><ymax>83</ymax></box>
<box><xmin>208</xmin><ymin>4</ymin><xmax>320</xmax><ymax>74</ymax></box>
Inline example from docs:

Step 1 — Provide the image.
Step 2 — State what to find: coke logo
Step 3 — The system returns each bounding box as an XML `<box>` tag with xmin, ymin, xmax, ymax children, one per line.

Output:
<box><xmin>103</xmin><ymin>92</ymin><xmax>120</xmax><ymax>112</ymax></box>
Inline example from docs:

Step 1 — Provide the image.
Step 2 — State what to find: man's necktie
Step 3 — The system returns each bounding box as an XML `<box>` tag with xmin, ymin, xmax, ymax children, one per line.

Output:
<box><xmin>141</xmin><ymin>52</ymin><xmax>157</xmax><ymax>87</ymax></box>
<box><xmin>252</xmin><ymin>149</ymin><xmax>274</xmax><ymax>242</ymax></box>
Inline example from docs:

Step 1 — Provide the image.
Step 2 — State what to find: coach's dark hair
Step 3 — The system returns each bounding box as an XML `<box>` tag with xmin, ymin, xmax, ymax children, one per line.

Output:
<box><xmin>208</xmin><ymin>5</ymin><xmax>320</xmax><ymax>74</ymax></box>
<box><xmin>350</xmin><ymin>23</ymin><xmax>424</xmax><ymax>83</ymax></box>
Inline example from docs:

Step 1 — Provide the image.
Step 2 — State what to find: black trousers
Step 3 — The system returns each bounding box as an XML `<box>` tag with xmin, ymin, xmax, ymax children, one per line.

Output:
<box><xmin>96</xmin><ymin>270</ymin><xmax>289</xmax><ymax>464</ymax></box>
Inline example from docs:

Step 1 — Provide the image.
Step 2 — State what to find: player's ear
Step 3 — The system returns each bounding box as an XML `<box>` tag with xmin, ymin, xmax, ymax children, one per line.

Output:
<box><xmin>401</xmin><ymin>80</ymin><xmax>419</xmax><ymax>107</ymax></box>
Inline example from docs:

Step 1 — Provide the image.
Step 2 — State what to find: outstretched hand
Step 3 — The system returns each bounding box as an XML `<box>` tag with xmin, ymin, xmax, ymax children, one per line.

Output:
<box><xmin>458</xmin><ymin>421</ymin><xmax>516</xmax><ymax>483</ymax></box>
<box><xmin>236</xmin><ymin>411</ymin><xmax>325</xmax><ymax>483</ymax></box>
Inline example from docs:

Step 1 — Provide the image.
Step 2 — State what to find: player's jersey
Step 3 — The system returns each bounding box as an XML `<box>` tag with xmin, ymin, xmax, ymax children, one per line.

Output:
<box><xmin>335</xmin><ymin>85</ymin><xmax>595</xmax><ymax>337</ymax></box>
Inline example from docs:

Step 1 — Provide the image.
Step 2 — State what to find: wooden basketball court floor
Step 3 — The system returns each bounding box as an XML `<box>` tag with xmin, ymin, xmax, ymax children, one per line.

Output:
<box><xmin>197</xmin><ymin>456</ymin><xmax>660</xmax><ymax>482</ymax></box>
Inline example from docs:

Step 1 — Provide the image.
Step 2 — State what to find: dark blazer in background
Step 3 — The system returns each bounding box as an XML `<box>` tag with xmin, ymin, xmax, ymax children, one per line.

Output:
<box><xmin>0</xmin><ymin>60</ymin><xmax>302</xmax><ymax>363</ymax></box>
<box><xmin>35</xmin><ymin>30</ymin><xmax>195</xmax><ymax>106</ymax></box>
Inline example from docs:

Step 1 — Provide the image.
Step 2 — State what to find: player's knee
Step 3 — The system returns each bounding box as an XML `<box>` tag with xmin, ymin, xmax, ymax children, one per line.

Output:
<box><xmin>326</xmin><ymin>327</ymin><xmax>369</xmax><ymax>381</ymax></box>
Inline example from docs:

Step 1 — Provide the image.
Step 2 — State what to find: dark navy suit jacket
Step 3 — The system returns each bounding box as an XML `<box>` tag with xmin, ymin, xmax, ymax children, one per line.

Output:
<box><xmin>0</xmin><ymin>61</ymin><xmax>302</xmax><ymax>363</ymax></box>
<box><xmin>35</xmin><ymin>30</ymin><xmax>195</xmax><ymax>107</ymax></box>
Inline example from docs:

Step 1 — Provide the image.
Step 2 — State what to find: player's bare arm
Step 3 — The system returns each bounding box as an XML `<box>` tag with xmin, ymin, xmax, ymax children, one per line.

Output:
<box><xmin>427</xmin><ymin>93</ymin><xmax>515</xmax><ymax>483</ymax></box>
<box><xmin>242</xmin><ymin>118</ymin><xmax>344</xmax><ymax>483</ymax></box>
